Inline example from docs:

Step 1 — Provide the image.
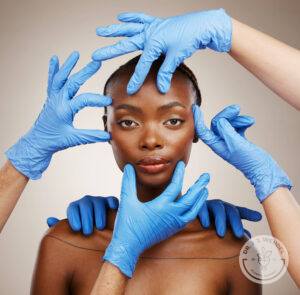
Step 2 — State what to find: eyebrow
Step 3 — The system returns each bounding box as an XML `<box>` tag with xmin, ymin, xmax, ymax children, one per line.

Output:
<box><xmin>115</xmin><ymin>101</ymin><xmax>186</xmax><ymax>113</ymax></box>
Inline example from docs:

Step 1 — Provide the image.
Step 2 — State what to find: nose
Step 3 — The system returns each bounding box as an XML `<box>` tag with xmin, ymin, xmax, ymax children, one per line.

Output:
<box><xmin>139</xmin><ymin>124</ymin><xmax>164</xmax><ymax>151</ymax></box>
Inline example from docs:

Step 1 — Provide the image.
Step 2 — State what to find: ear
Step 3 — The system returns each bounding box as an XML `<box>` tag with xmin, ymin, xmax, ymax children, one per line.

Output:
<box><xmin>102</xmin><ymin>114</ymin><xmax>107</xmax><ymax>132</ymax></box>
<box><xmin>102</xmin><ymin>114</ymin><xmax>111</xmax><ymax>145</ymax></box>
<box><xmin>193</xmin><ymin>131</ymin><xmax>199</xmax><ymax>143</ymax></box>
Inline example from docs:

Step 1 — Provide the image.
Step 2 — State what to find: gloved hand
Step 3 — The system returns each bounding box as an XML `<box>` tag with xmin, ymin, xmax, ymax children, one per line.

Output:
<box><xmin>46</xmin><ymin>195</ymin><xmax>119</xmax><ymax>235</ymax></box>
<box><xmin>199</xmin><ymin>199</ymin><xmax>262</xmax><ymax>238</ymax></box>
<box><xmin>48</xmin><ymin>195</ymin><xmax>261</xmax><ymax>239</ymax></box>
<box><xmin>5</xmin><ymin>52</ymin><xmax>112</xmax><ymax>180</ymax></box>
<box><xmin>193</xmin><ymin>104</ymin><xmax>292</xmax><ymax>202</ymax></box>
<box><xmin>104</xmin><ymin>161</ymin><xmax>209</xmax><ymax>277</ymax></box>
<box><xmin>92</xmin><ymin>8</ymin><xmax>232</xmax><ymax>94</ymax></box>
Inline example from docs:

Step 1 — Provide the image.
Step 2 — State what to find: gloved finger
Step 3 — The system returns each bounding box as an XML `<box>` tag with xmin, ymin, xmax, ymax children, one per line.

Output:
<box><xmin>223</xmin><ymin>202</ymin><xmax>244</xmax><ymax>238</ymax></box>
<box><xmin>154</xmin><ymin>161</ymin><xmax>185</xmax><ymax>204</ymax></box>
<box><xmin>47</xmin><ymin>217</ymin><xmax>60</xmax><ymax>227</ymax></box>
<box><xmin>106</xmin><ymin>196</ymin><xmax>119</xmax><ymax>210</ymax></box>
<box><xmin>181</xmin><ymin>188</ymin><xmax>208</xmax><ymax>223</ymax></box>
<box><xmin>92</xmin><ymin>197</ymin><xmax>106</xmax><ymax>230</ymax></box>
<box><xmin>69</xmin><ymin>93</ymin><xmax>112</xmax><ymax>115</ymax></box>
<box><xmin>210</xmin><ymin>104</ymin><xmax>240</xmax><ymax>134</ymax></box>
<box><xmin>236</xmin><ymin>206</ymin><xmax>262</xmax><ymax>221</ymax></box>
<box><xmin>79</xmin><ymin>199</ymin><xmax>94</xmax><ymax>235</ymax></box>
<box><xmin>207</xmin><ymin>200</ymin><xmax>226</xmax><ymax>237</ymax></box>
<box><xmin>127</xmin><ymin>46</ymin><xmax>163</xmax><ymax>95</ymax></box>
<box><xmin>67</xmin><ymin>202</ymin><xmax>82</xmax><ymax>232</ymax></box>
<box><xmin>192</xmin><ymin>105</ymin><xmax>219</xmax><ymax>146</ymax></box>
<box><xmin>230</xmin><ymin>115</ymin><xmax>255</xmax><ymax>137</ymax></box>
<box><xmin>117</xmin><ymin>12</ymin><xmax>157</xmax><ymax>24</ymax></box>
<box><xmin>177</xmin><ymin>173</ymin><xmax>210</xmax><ymax>209</ymax></box>
<box><xmin>47</xmin><ymin>55</ymin><xmax>59</xmax><ymax>97</ymax></box>
<box><xmin>157</xmin><ymin>52</ymin><xmax>186</xmax><ymax>93</ymax></box>
<box><xmin>244</xmin><ymin>229</ymin><xmax>252</xmax><ymax>239</ymax></box>
<box><xmin>216</xmin><ymin>118</ymin><xmax>244</xmax><ymax>152</ymax></box>
<box><xmin>121</xmin><ymin>164</ymin><xmax>138</xmax><ymax>201</ymax></box>
<box><xmin>96</xmin><ymin>23</ymin><xmax>145</xmax><ymax>37</ymax></box>
<box><xmin>65</xmin><ymin>61</ymin><xmax>101</xmax><ymax>98</ymax></box>
<box><xmin>198</xmin><ymin>201</ymin><xmax>211</xmax><ymax>228</ymax></box>
<box><xmin>52</xmin><ymin>51</ymin><xmax>80</xmax><ymax>91</ymax></box>
<box><xmin>92</xmin><ymin>34</ymin><xmax>144</xmax><ymax>61</ymax></box>
<box><xmin>71</xmin><ymin>129</ymin><xmax>111</xmax><ymax>145</ymax></box>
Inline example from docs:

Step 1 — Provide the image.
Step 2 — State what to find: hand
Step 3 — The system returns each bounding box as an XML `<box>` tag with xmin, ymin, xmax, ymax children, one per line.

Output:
<box><xmin>5</xmin><ymin>52</ymin><xmax>112</xmax><ymax>180</ymax></box>
<box><xmin>92</xmin><ymin>9</ymin><xmax>232</xmax><ymax>94</ymax></box>
<box><xmin>193</xmin><ymin>104</ymin><xmax>292</xmax><ymax>202</ymax></box>
<box><xmin>47</xmin><ymin>195</ymin><xmax>119</xmax><ymax>235</ymax></box>
<box><xmin>104</xmin><ymin>161</ymin><xmax>209</xmax><ymax>277</ymax></box>
<box><xmin>199</xmin><ymin>199</ymin><xmax>262</xmax><ymax>238</ymax></box>
<box><xmin>50</xmin><ymin>194</ymin><xmax>261</xmax><ymax>239</ymax></box>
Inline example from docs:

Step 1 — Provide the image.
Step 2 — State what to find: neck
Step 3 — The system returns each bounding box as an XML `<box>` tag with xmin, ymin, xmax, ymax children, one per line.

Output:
<box><xmin>136</xmin><ymin>181</ymin><xmax>182</xmax><ymax>202</ymax></box>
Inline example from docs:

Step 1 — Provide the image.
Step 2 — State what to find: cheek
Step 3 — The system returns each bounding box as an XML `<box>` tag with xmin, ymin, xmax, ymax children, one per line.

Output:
<box><xmin>166</xmin><ymin>118</ymin><xmax>195</xmax><ymax>163</ymax></box>
<box><xmin>109</xmin><ymin>124</ymin><xmax>139</xmax><ymax>171</ymax></box>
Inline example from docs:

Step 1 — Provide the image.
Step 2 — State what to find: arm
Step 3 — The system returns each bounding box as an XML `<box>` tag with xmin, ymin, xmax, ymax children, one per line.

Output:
<box><xmin>262</xmin><ymin>187</ymin><xmax>300</xmax><ymax>287</ymax></box>
<box><xmin>31</xmin><ymin>234</ymin><xmax>73</xmax><ymax>295</ymax></box>
<box><xmin>194</xmin><ymin>104</ymin><xmax>300</xmax><ymax>285</ymax></box>
<box><xmin>229</xmin><ymin>19</ymin><xmax>300</xmax><ymax>110</ymax></box>
<box><xmin>0</xmin><ymin>161</ymin><xmax>28</xmax><ymax>232</ymax></box>
<box><xmin>91</xmin><ymin>262</ymin><xmax>128</xmax><ymax>295</ymax></box>
<box><xmin>92</xmin><ymin>9</ymin><xmax>300</xmax><ymax>111</ymax></box>
<box><xmin>1</xmin><ymin>53</ymin><xmax>111</xmax><ymax>232</ymax></box>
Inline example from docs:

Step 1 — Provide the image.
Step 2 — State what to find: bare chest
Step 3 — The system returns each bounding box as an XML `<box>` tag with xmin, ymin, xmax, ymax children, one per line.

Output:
<box><xmin>73</xmin><ymin>254</ymin><xmax>228</xmax><ymax>295</ymax></box>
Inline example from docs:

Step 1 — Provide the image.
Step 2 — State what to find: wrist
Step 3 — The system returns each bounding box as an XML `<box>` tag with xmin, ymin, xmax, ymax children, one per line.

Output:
<box><xmin>205</xmin><ymin>8</ymin><xmax>232</xmax><ymax>52</ymax></box>
<box><xmin>248</xmin><ymin>159</ymin><xmax>292</xmax><ymax>203</ymax></box>
<box><xmin>103</xmin><ymin>239</ymin><xmax>141</xmax><ymax>278</ymax></box>
<box><xmin>5</xmin><ymin>131</ymin><xmax>52</xmax><ymax>180</ymax></box>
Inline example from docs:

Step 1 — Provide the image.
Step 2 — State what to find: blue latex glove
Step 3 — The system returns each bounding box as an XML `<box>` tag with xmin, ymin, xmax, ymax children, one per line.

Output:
<box><xmin>5</xmin><ymin>52</ymin><xmax>111</xmax><ymax>180</ymax></box>
<box><xmin>193</xmin><ymin>104</ymin><xmax>292</xmax><ymax>202</ymax></box>
<box><xmin>104</xmin><ymin>161</ymin><xmax>209</xmax><ymax>277</ymax></box>
<box><xmin>48</xmin><ymin>195</ymin><xmax>261</xmax><ymax>239</ymax></box>
<box><xmin>199</xmin><ymin>199</ymin><xmax>262</xmax><ymax>238</ymax></box>
<box><xmin>47</xmin><ymin>195</ymin><xmax>119</xmax><ymax>235</ymax></box>
<box><xmin>92</xmin><ymin>8</ymin><xmax>232</xmax><ymax>94</ymax></box>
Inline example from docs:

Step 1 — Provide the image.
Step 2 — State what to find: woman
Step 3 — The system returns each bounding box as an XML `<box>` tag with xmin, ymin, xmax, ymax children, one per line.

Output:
<box><xmin>31</xmin><ymin>55</ymin><xmax>261</xmax><ymax>294</ymax></box>
<box><xmin>91</xmin><ymin>8</ymin><xmax>300</xmax><ymax>286</ymax></box>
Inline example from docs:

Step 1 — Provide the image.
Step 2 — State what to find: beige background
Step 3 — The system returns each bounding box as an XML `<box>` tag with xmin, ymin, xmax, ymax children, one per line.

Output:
<box><xmin>0</xmin><ymin>0</ymin><xmax>299</xmax><ymax>294</ymax></box>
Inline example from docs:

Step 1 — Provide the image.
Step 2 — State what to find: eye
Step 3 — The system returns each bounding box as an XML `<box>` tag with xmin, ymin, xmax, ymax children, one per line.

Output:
<box><xmin>117</xmin><ymin>119</ymin><xmax>139</xmax><ymax>129</ymax></box>
<box><xmin>164</xmin><ymin>118</ymin><xmax>185</xmax><ymax>127</ymax></box>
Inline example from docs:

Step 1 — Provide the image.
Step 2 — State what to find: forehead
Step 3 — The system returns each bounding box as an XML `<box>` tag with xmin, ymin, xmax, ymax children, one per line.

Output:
<box><xmin>107</xmin><ymin>70</ymin><xmax>195</xmax><ymax>110</ymax></box>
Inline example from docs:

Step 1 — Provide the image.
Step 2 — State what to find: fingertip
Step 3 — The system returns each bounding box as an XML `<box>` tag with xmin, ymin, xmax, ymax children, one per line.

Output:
<box><xmin>82</xmin><ymin>227</ymin><xmax>93</xmax><ymax>236</ymax></box>
<box><xmin>102</xmin><ymin>95</ymin><xmax>112</xmax><ymax>105</ymax></box>
<box><xmin>217</xmin><ymin>228</ymin><xmax>226</xmax><ymax>238</ymax></box>
<box><xmin>253</xmin><ymin>211</ymin><xmax>263</xmax><ymax>221</ymax></box>
<box><xmin>235</xmin><ymin>227</ymin><xmax>245</xmax><ymax>239</ymax></box>
<box><xmin>244</xmin><ymin>229</ymin><xmax>252</xmax><ymax>239</ymax></box>
<box><xmin>127</xmin><ymin>83</ymin><xmax>138</xmax><ymax>95</ymax></box>
<box><xmin>71</xmin><ymin>50</ymin><xmax>80</xmax><ymax>59</ymax></box>
<box><xmin>47</xmin><ymin>217</ymin><xmax>59</xmax><ymax>227</ymax></box>
<box><xmin>50</xmin><ymin>55</ymin><xmax>59</xmax><ymax>64</ymax></box>
<box><xmin>200</xmin><ymin>173</ymin><xmax>210</xmax><ymax>183</ymax></box>
<box><xmin>229</xmin><ymin>104</ymin><xmax>240</xmax><ymax>111</ymax></box>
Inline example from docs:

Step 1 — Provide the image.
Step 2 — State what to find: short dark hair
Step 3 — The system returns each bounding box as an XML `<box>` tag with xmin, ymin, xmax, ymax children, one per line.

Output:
<box><xmin>102</xmin><ymin>54</ymin><xmax>201</xmax><ymax>142</ymax></box>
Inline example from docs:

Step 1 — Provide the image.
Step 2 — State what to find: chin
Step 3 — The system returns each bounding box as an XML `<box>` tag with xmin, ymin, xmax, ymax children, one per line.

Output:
<box><xmin>135</xmin><ymin>168</ymin><xmax>173</xmax><ymax>188</ymax></box>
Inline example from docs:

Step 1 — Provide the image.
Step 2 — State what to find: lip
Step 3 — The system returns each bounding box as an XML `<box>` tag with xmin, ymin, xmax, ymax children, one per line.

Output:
<box><xmin>136</xmin><ymin>156</ymin><xmax>171</xmax><ymax>174</ymax></box>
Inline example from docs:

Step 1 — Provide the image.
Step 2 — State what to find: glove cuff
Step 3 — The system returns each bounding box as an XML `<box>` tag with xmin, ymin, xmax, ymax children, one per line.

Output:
<box><xmin>208</xmin><ymin>8</ymin><xmax>232</xmax><ymax>52</ymax></box>
<box><xmin>5</xmin><ymin>133</ymin><xmax>51</xmax><ymax>180</ymax></box>
<box><xmin>103</xmin><ymin>240</ymin><xmax>140</xmax><ymax>278</ymax></box>
<box><xmin>253</xmin><ymin>158</ymin><xmax>293</xmax><ymax>203</ymax></box>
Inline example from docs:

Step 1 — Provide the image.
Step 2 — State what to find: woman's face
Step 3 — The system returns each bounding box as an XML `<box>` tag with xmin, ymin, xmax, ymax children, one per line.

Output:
<box><xmin>106</xmin><ymin>70</ymin><xmax>196</xmax><ymax>188</ymax></box>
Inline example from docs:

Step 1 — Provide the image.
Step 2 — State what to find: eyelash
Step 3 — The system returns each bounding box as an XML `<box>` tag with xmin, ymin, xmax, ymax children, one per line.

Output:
<box><xmin>117</xmin><ymin>118</ymin><xmax>185</xmax><ymax>129</ymax></box>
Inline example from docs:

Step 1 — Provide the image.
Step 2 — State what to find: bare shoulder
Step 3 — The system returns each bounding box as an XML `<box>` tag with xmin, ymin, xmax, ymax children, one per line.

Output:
<box><xmin>44</xmin><ymin>218</ymin><xmax>114</xmax><ymax>253</ymax></box>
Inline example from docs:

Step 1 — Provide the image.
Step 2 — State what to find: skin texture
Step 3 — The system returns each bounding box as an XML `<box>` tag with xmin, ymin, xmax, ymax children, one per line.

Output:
<box><xmin>31</xmin><ymin>66</ymin><xmax>261</xmax><ymax>294</ymax></box>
